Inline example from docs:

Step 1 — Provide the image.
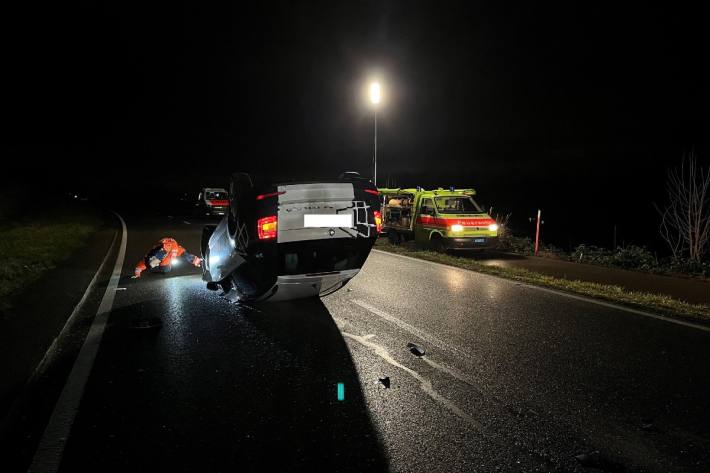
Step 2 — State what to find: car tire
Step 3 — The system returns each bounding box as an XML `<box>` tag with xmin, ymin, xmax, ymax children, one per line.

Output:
<box><xmin>387</xmin><ymin>230</ymin><xmax>401</xmax><ymax>245</ymax></box>
<box><xmin>429</xmin><ymin>235</ymin><xmax>445</xmax><ymax>252</ymax></box>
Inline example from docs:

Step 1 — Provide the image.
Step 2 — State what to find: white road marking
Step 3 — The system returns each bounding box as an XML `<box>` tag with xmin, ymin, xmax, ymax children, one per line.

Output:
<box><xmin>29</xmin><ymin>213</ymin><xmax>128</xmax><ymax>473</ymax></box>
<box><xmin>351</xmin><ymin>299</ymin><xmax>473</xmax><ymax>362</ymax></box>
<box><xmin>349</xmin><ymin>300</ymin><xmax>491</xmax><ymax>397</ymax></box>
<box><xmin>372</xmin><ymin>249</ymin><xmax>710</xmax><ymax>333</ymax></box>
<box><xmin>182</xmin><ymin>220</ymin><xmax>191</xmax><ymax>225</ymax></box>
<box><xmin>25</xmin><ymin>230</ymin><xmax>119</xmax><ymax>392</ymax></box>
<box><xmin>116</xmin><ymin>287</ymin><xmax>127</xmax><ymax>291</ymax></box>
<box><xmin>337</xmin><ymin>326</ymin><xmax>483</xmax><ymax>430</ymax></box>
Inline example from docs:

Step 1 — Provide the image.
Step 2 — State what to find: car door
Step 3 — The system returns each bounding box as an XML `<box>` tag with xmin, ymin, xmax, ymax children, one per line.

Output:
<box><xmin>415</xmin><ymin>197</ymin><xmax>437</xmax><ymax>243</ymax></box>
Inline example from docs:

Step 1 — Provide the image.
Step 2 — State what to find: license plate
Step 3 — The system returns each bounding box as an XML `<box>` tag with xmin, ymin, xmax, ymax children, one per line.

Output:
<box><xmin>474</xmin><ymin>238</ymin><xmax>486</xmax><ymax>244</ymax></box>
<box><xmin>304</xmin><ymin>214</ymin><xmax>353</xmax><ymax>228</ymax></box>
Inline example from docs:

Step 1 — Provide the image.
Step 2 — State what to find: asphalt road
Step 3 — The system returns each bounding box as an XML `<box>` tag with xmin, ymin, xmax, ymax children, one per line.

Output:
<box><xmin>26</xmin><ymin>215</ymin><xmax>710</xmax><ymax>472</ymax></box>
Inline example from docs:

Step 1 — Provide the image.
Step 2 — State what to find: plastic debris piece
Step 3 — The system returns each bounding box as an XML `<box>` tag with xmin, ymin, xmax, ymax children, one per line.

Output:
<box><xmin>574</xmin><ymin>450</ymin><xmax>625</xmax><ymax>473</ymax></box>
<box><xmin>129</xmin><ymin>317</ymin><xmax>162</xmax><ymax>330</ymax></box>
<box><xmin>574</xmin><ymin>451</ymin><xmax>600</xmax><ymax>466</ymax></box>
<box><xmin>378</xmin><ymin>377</ymin><xmax>390</xmax><ymax>389</ymax></box>
<box><xmin>641</xmin><ymin>417</ymin><xmax>656</xmax><ymax>432</ymax></box>
<box><xmin>407</xmin><ymin>342</ymin><xmax>425</xmax><ymax>357</ymax></box>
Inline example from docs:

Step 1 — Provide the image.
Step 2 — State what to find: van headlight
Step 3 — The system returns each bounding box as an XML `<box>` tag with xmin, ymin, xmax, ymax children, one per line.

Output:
<box><xmin>488</xmin><ymin>223</ymin><xmax>499</xmax><ymax>232</ymax></box>
<box><xmin>450</xmin><ymin>224</ymin><xmax>464</xmax><ymax>232</ymax></box>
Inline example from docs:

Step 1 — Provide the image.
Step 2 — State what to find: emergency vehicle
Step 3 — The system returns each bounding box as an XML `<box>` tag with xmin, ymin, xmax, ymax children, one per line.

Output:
<box><xmin>379</xmin><ymin>187</ymin><xmax>498</xmax><ymax>251</ymax></box>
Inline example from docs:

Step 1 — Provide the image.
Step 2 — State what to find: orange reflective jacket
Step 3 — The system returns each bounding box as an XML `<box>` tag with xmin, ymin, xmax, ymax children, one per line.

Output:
<box><xmin>157</xmin><ymin>237</ymin><xmax>186</xmax><ymax>266</ymax></box>
<box><xmin>134</xmin><ymin>237</ymin><xmax>187</xmax><ymax>277</ymax></box>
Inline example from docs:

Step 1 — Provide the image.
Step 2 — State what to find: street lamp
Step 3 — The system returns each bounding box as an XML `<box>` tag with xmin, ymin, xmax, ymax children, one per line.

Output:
<box><xmin>369</xmin><ymin>81</ymin><xmax>381</xmax><ymax>186</ymax></box>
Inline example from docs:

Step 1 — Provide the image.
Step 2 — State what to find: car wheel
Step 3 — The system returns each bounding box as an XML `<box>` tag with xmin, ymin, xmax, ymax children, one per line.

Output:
<box><xmin>387</xmin><ymin>230</ymin><xmax>401</xmax><ymax>245</ymax></box>
<box><xmin>429</xmin><ymin>235</ymin><xmax>446</xmax><ymax>252</ymax></box>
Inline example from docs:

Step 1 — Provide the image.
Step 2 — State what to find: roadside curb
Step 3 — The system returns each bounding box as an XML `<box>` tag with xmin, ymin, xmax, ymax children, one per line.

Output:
<box><xmin>0</xmin><ymin>212</ymin><xmax>121</xmax><ymax>471</ymax></box>
<box><xmin>27</xmin><ymin>228</ymin><xmax>119</xmax><ymax>388</ymax></box>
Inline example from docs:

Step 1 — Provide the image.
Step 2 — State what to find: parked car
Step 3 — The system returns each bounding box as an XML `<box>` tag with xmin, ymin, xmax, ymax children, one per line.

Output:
<box><xmin>198</xmin><ymin>188</ymin><xmax>229</xmax><ymax>216</ymax></box>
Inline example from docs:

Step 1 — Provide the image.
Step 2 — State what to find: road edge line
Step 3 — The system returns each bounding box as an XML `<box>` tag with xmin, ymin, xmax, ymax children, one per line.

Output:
<box><xmin>371</xmin><ymin>249</ymin><xmax>710</xmax><ymax>333</ymax></box>
<box><xmin>28</xmin><ymin>230</ymin><xmax>119</xmax><ymax>383</ymax></box>
<box><xmin>28</xmin><ymin>212</ymin><xmax>128</xmax><ymax>473</ymax></box>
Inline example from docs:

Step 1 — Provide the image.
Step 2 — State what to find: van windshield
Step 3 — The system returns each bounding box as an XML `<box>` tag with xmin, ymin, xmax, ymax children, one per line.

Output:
<box><xmin>434</xmin><ymin>196</ymin><xmax>483</xmax><ymax>214</ymax></box>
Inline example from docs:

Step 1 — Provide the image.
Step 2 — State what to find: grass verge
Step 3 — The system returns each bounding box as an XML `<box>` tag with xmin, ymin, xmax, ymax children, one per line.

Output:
<box><xmin>0</xmin><ymin>211</ymin><xmax>101</xmax><ymax>314</ymax></box>
<box><xmin>375</xmin><ymin>240</ymin><xmax>710</xmax><ymax>323</ymax></box>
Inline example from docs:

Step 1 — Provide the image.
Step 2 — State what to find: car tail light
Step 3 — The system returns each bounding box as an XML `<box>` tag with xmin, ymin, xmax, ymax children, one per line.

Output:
<box><xmin>257</xmin><ymin>216</ymin><xmax>278</xmax><ymax>240</ymax></box>
<box><xmin>256</xmin><ymin>191</ymin><xmax>286</xmax><ymax>201</ymax></box>
<box><xmin>373</xmin><ymin>210</ymin><xmax>382</xmax><ymax>233</ymax></box>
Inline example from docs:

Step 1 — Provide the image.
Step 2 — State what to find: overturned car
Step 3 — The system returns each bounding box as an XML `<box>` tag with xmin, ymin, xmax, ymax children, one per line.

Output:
<box><xmin>201</xmin><ymin>172</ymin><xmax>382</xmax><ymax>302</ymax></box>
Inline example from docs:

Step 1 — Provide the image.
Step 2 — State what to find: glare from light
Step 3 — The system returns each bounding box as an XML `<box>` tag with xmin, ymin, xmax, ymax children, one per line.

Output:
<box><xmin>369</xmin><ymin>82</ymin><xmax>381</xmax><ymax>105</ymax></box>
<box><xmin>172</xmin><ymin>258</ymin><xmax>181</xmax><ymax>267</ymax></box>
<box><xmin>488</xmin><ymin>223</ymin><xmax>499</xmax><ymax>232</ymax></box>
<box><xmin>451</xmin><ymin>224</ymin><xmax>464</xmax><ymax>232</ymax></box>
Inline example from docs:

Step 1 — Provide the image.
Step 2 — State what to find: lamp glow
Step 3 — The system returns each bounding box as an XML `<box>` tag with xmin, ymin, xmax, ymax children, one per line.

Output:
<box><xmin>451</xmin><ymin>224</ymin><xmax>464</xmax><ymax>232</ymax></box>
<box><xmin>369</xmin><ymin>82</ymin><xmax>381</xmax><ymax>104</ymax></box>
<box><xmin>488</xmin><ymin>223</ymin><xmax>499</xmax><ymax>232</ymax></box>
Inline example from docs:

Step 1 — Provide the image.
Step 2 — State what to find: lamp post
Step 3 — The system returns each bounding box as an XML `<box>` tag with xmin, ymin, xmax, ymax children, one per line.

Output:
<box><xmin>369</xmin><ymin>81</ymin><xmax>381</xmax><ymax>186</ymax></box>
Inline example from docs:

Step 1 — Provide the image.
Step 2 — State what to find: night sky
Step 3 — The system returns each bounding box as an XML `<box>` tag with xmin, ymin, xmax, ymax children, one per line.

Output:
<box><xmin>5</xmin><ymin>2</ymin><xmax>708</xmax><ymax>249</ymax></box>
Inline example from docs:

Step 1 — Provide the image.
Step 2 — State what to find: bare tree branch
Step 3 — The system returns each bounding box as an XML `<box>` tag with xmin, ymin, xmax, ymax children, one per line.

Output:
<box><xmin>656</xmin><ymin>151</ymin><xmax>710</xmax><ymax>262</ymax></box>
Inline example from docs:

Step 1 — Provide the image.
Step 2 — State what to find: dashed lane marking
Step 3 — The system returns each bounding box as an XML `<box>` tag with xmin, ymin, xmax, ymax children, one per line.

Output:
<box><xmin>336</xmin><ymin>324</ymin><xmax>483</xmax><ymax>431</ymax></box>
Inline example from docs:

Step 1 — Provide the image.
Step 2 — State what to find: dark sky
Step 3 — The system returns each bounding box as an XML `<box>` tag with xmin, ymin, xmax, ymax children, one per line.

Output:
<box><xmin>4</xmin><ymin>2</ymin><xmax>709</xmax><ymax>249</ymax></box>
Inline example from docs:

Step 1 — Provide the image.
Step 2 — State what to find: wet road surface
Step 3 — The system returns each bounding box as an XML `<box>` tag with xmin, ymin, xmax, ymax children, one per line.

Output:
<box><xmin>24</xmin><ymin>215</ymin><xmax>710</xmax><ymax>471</ymax></box>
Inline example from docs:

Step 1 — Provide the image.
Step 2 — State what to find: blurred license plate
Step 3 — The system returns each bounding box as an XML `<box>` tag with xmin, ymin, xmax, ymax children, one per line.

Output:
<box><xmin>474</xmin><ymin>238</ymin><xmax>486</xmax><ymax>244</ymax></box>
<box><xmin>304</xmin><ymin>214</ymin><xmax>353</xmax><ymax>228</ymax></box>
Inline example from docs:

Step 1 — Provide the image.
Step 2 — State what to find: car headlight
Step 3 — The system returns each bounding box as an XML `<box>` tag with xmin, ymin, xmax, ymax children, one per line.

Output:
<box><xmin>450</xmin><ymin>224</ymin><xmax>464</xmax><ymax>232</ymax></box>
<box><xmin>488</xmin><ymin>223</ymin><xmax>499</xmax><ymax>232</ymax></box>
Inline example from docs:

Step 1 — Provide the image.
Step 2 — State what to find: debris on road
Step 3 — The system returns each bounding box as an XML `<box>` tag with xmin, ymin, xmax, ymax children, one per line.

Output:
<box><xmin>640</xmin><ymin>417</ymin><xmax>658</xmax><ymax>432</ymax></box>
<box><xmin>378</xmin><ymin>376</ymin><xmax>390</xmax><ymax>389</ymax></box>
<box><xmin>129</xmin><ymin>317</ymin><xmax>163</xmax><ymax>330</ymax></box>
<box><xmin>407</xmin><ymin>342</ymin><xmax>426</xmax><ymax>357</ymax></box>
<box><xmin>574</xmin><ymin>450</ymin><xmax>625</xmax><ymax>472</ymax></box>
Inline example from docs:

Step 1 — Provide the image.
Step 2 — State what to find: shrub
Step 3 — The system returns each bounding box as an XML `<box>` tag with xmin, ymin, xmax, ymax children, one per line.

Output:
<box><xmin>571</xmin><ymin>244</ymin><xmax>659</xmax><ymax>271</ymax></box>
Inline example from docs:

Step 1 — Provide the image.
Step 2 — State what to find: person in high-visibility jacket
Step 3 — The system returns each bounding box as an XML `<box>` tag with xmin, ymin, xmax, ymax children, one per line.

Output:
<box><xmin>133</xmin><ymin>237</ymin><xmax>202</xmax><ymax>278</ymax></box>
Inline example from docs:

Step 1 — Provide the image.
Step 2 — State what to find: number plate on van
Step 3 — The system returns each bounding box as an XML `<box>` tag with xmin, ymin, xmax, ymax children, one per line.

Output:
<box><xmin>474</xmin><ymin>238</ymin><xmax>486</xmax><ymax>244</ymax></box>
<box><xmin>304</xmin><ymin>214</ymin><xmax>353</xmax><ymax>228</ymax></box>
